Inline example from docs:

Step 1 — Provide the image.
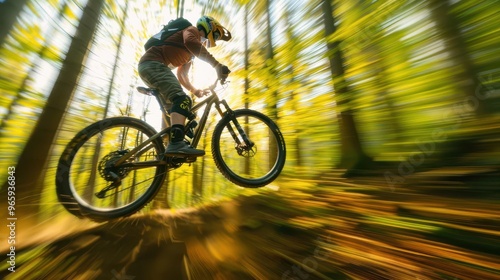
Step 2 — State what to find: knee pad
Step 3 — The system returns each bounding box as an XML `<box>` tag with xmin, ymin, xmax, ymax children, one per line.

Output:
<box><xmin>171</xmin><ymin>95</ymin><xmax>192</xmax><ymax>117</ymax></box>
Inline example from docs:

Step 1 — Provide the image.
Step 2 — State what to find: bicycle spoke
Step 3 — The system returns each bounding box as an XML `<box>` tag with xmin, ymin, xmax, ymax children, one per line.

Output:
<box><xmin>93</xmin><ymin>170</ymin><xmax>168</xmax><ymax>199</ymax></box>
<box><xmin>212</xmin><ymin>109</ymin><xmax>286</xmax><ymax>187</ymax></box>
<box><xmin>67</xmin><ymin>124</ymin><xmax>165</xmax><ymax>211</ymax></box>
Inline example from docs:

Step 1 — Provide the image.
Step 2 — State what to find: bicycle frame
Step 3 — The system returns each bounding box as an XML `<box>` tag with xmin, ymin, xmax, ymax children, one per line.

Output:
<box><xmin>56</xmin><ymin>75</ymin><xmax>285</xmax><ymax>220</ymax></box>
<box><xmin>113</xmin><ymin>79</ymin><xmax>242</xmax><ymax>169</ymax></box>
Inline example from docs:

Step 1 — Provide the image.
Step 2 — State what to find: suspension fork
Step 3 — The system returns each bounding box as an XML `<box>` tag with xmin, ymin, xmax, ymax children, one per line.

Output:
<box><xmin>215</xmin><ymin>100</ymin><xmax>254</xmax><ymax>148</ymax></box>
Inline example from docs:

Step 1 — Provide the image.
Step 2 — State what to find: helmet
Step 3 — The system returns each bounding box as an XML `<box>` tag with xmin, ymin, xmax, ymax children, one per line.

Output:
<box><xmin>196</xmin><ymin>16</ymin><xmax>231</xmax><ymax>48</ymax></box>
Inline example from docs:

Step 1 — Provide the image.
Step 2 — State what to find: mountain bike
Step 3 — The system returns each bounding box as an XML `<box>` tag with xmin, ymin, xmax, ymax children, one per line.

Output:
<box><xmin>55</xmin><ymin>78</ymin><xmax>286</xmax><ymax>221</ymax></box>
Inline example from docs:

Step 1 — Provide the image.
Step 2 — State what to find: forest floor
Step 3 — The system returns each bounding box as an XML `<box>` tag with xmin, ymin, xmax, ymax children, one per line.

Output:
<box><xmin>0</xmin><ymin>165</ymin><xmax>499</xmax><ymax>280</ymax></box>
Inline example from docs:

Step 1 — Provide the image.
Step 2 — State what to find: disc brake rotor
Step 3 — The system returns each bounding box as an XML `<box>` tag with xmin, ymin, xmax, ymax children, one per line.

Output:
<box><xmin>235</xmin><ymin>143</ymin><xmax>257</xmax><ymax>157</ymax></box>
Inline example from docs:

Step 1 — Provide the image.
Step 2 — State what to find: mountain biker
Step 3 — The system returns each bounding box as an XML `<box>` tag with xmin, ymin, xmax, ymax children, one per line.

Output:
<box><xmin>138</xmin><ymin>16</ymin><xmax>231</xmax><ymax>157</ymax></box>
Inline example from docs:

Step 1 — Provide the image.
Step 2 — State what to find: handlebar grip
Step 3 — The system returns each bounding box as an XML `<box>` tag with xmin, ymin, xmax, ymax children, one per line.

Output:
<box><xmin>221</xmin><ymin>65</ymin><xmax>231</xmax><ymax>75</ymax></box>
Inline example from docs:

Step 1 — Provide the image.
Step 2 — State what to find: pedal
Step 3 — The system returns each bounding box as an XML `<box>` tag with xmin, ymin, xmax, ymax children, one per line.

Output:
<box><xmin>167</xmin><ymin>155</ymin><xmax>200</xmax><ymax>161</ymax></box>
<box><xmin>165</xmin><ymin>156</ymin><xmax>197</xmax><ymax>167</ymax></box>
<box><xmin>185</xmin><ymin>157</ymin><xmax>197</xmax><ymax>163</ymax></box>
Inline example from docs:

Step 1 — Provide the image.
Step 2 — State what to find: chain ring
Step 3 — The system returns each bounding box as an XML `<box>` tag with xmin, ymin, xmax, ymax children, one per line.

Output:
<box><xmin>98</xmin><ymin>150</ymin><xmax>131</xmax><ymax>181</ymax></box>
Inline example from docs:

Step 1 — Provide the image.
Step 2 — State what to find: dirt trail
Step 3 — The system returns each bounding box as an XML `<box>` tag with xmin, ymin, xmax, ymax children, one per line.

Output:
<box><xmin>1</xmin><ymin>167</ymin><xmax>499</xmax><ymax>280</ymax></box>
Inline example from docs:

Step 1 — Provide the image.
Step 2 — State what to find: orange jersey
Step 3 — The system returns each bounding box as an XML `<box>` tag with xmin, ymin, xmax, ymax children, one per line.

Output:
<box><xmin>139</xmin><ymin>26</ymin><xmax>219</xmax><ymax>68</ymax></box>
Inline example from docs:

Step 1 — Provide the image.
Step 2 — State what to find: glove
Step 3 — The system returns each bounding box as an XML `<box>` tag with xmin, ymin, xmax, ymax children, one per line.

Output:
<box><xmin>192</xmin><ymin>89</ymin><xmax>209</xmax><ymax>98</ymax></box>
<box><xmin>215</xmin><ymin>64</ymin><xmax>231</xmax><ymax>81</ymax></box>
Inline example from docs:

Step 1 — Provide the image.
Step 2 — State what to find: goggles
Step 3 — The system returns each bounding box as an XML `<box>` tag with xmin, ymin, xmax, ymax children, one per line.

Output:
<box><xmin>213</xmin><ymin>30</ymin><xmax>221</xmax><ymax>41</ymax></box>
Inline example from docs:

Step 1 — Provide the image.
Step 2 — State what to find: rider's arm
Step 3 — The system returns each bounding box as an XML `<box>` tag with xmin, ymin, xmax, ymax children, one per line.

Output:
<box><xmin>183</xmin><ymin>27</ymin><xmax>220</xmax><ymax>67</ymax></box>
<box><xmin>181</xmin><ymin>27</ymin><xmax>230</xmax><ymax>83</ymax></box>
<box><xmin>178</xmin><ymin>61</ymin><xmax>207</xmax><ymax>98</ymax></box>
<box><xmin>177</xmin><ymin>61</ymin><xmax>196</xmax><ymax>93</ymax></box>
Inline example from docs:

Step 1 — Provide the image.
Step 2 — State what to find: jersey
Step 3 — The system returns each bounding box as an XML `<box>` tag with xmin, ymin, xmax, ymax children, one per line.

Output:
<box><xmin>144</xmin><ymin>18</ymin><xmax>192</xmax><ymax>51</ymax></box>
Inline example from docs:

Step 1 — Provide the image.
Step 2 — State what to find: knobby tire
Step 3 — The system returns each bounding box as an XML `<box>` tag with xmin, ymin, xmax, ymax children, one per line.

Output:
<box><xmin>55</xmin><ymin>117</ymin><xmax>167</xmax><ymax>222</ymax></box>
<box><xmin>211</xmin><ymin>109</ymin><xmax>286</xmax><ymax>188</ymax></box>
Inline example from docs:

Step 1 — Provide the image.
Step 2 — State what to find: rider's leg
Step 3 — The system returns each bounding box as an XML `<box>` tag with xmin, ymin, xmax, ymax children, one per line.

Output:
<box><xmin>169</xmin><ymin>112</ymin><xmax>185</xmax><ymax>141</ymax></box>
<box><xmin>166</xmin><ymin>95</ymin><xmax>205</xmax><ymax>156</ymax></box>
<box><xmin>138</xmin><ymin>61</ymin><xmax>204</xmax><ymax>156</ymax></box>
<box><xmin>170</xmin><ymin>112</ymin><xmax>185</xmax><ymax>125</ymax></box>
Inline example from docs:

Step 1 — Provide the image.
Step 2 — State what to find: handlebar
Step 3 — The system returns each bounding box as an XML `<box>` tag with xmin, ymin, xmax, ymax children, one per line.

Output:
<box><xmin>207</xmin><ymin>77</ymin><xmax>228</xmax><ymax>91</ymax></box>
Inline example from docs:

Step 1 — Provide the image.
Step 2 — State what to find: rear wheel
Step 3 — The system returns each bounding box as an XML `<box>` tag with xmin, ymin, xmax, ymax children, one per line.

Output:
<box><xmin>211</xmin><ymin>109</ymin><xmax>286</xmax><ymax>188</ymax></box>
<box><xmin>56</xmin><ymin>117</ymin><xmax>167</xmax><ymax>222</ymax></box>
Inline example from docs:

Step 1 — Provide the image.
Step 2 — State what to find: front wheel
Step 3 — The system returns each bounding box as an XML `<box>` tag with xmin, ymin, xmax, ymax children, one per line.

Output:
<box><xmin>212</xmin><ymin>109</ymin><xmax>286</xmax><ymax>188</ymax></box>
<box><xmin>56</xmin><ymin>117</ymin><xmax>167</xmax><ymax>222</ymax></box>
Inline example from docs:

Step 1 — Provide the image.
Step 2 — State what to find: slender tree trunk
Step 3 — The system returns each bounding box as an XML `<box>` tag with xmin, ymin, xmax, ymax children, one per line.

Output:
<box><xmin>290</xmin><ymin>80</ymin><xmax>303</xmax><ymax>167</ymax></box>
<box><xmin>104</xmin><ymin>1</ymin><xmax>130</xmax><ymax>118</ymax></box>
<box><xmin>11</xmin><ymin>0</ymin><xmax>105</xmax><ymax>213</ymax></box>
<box><xmin>282</xmin><ymin>6</ymin><xmax>303</xmax><ymax>167</ymax></box>
<box><xmin>191</xmin><ymin>129</ymin><xmax>206</xmax><ymax>205</ymax></box>
<box><xmin>244</xmin><ymin>3</ymin><xmax>250</xmax><ymax>109</ymax></box>
<box><xmin>369</xmin><ymin>44</ymin><xmax>404</xmax><ymax>143</ymax></box>
<box><xmin>177</xmin><ymin>0</ymin><xmax>185</xmax><ymax>18</ymax></box>
<box><xmin>322</xmin><ymin>0</ymin><xmax>371</xmax><ymax>171</ymax></box>
<box><xmin>428</xmin><ymin>0</ymin><xmax>483</xmax><ymax>115</ymax></box>
<box><xmin>192</xmin><ymin>144</ymin><xmax>201</xmax><ymax>205</ymax></box>
<box><xmin>83</xmin><ymin>0</ymin><xmax>131</xmax><ymax>203</ymax></box>
<box><xmin>191</xmin><ymin>158</ymin><xmax>202</xmax><ymax>205</ymax></box>
<box><xmin>426</xmin><ymin>0</ymin><xmax>495</xmax><ymax>159</ymax></box>
<box><xmin>169</xmin><ymin>173</ymin><xmax>175</xmax><ymax>205</ymax></box>
<box><xmin>264</xmin><ymin>0</ymin><xmax>278</xmax><ymax>120</ymax></box>
<box><xmin>0</xmin><ymin>2</ymin><xmax>69</xmax><ymax>132</ymax></box>
<box><xmin>0</xmin><ymin>0</ymin><xmax>29</xmax><ymax>48</ymax></box>
<box><xmin>264</xmin><ymin>0</ymin><xmax>279</xmax><ymax>167</ymax></box>
<box><xmin>243</xmin><ymin>3</ymin><xmax>251</xmax><ymax>174</ymax></box>
<box><xmin>192</xmin><ymin>122</ymin><xmax>211</xmax><ymax>204</ymax></box>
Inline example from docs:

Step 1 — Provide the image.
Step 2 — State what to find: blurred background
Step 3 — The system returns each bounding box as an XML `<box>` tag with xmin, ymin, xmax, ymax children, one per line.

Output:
<box><xmin>0</xmin><ymin>0</ymin><xmax>499</xmax><ymax>279</ymax></box>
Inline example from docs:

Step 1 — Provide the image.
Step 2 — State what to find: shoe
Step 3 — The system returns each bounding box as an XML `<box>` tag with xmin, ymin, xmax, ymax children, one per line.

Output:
<box><xmin>165</xmin><ymin>141</ymin><xmax>205</xmax><ymax>157</ymax></box>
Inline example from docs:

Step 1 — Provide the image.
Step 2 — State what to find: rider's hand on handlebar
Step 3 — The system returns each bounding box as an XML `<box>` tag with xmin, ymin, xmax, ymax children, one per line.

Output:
<box><xmin>215</xmin><ymin>63</ymin><xmax>231</xmax><ymax>82</ymax></box>
<box><xmin>192</xmin><ymin>89</ymin><xmax>210</xmax><ymax>98</ymax></box>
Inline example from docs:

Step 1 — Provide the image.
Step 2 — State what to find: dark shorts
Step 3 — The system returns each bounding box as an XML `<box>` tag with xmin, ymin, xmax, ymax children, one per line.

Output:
<box><xmin>138</xmin><ymin>60</ymin><xmax>186</xmax><ymax>103</ymax></box>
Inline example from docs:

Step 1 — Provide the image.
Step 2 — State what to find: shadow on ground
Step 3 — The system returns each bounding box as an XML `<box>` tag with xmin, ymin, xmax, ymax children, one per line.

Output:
<box><xmin>1</xmin><ymin>166</ymin><xmax>499</xmax><ymax>280</ymax></box>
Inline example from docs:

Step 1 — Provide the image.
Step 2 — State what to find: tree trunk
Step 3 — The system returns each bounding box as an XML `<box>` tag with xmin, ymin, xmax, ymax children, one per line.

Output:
<box><xmin>0</xmin><ymin>2</ymin><xmax>70</xmax><ymax>133</ymax></box>
<box><xmin>83</xmin><ymin>0</ymin><xmax>131</xmax><ymax>205</ymax></box>
<box><xmin>177</xmin><ymin>0</ymin><xmax>185</xmax><ymax>18</ymax></box>
<box><xmin>243</xmin><ymin>3</ymin><xmax>251</xmax><ymax>173</ymax></box>
<box><xmin>12</xmin><ymin>0</ymin><xmax>105</xmax><ymax>214</ymax></box>
<box><xmin>427</xmin><ymin>0</ymin><xmax>492</xmax><ymax>158</ymax></box>
<box><xmin>244</xmin><ymin>2</ymin><xmax>250</xmax><ymax>109</ymax></box>
<box><xmin>264</xmin><ymin>0</ymin><xmax>278</xmax><ymax>120</ymax></box>
<box><xmin>322</xmin><ymin>0</ymin><xmax>372</xmax><ymax>171</ymax></box>
<box><xmin>103</xmin><ymin>0</ymin><xmax>130</xmax><ymax>118</ymax></box>
<box><xmin>428</xmin><ymin>0</ymin><xmax>483</xmax><ymax>115</ymax></box>
<box><xmin>282</xmin><ymin>6</ymin><xmax>303</xmax><ymax>167</ymax></box>
<box><xmin>0</xmin><ymin>0</ymin><xmax>29</xmax><ymax>48</ymax></box>
<box><xmin>264</xmin><ymin>0</ymin><xmax>279</xmax><ymax>167</ymax></box>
